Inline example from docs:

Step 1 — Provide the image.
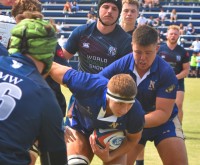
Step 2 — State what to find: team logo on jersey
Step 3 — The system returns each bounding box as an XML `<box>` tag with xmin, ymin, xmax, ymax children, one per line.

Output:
<box><xmin>109</xmin><ymin>122</ymin><xmax>119</xmax><ymax>129</ymax></box>
<box><xmin>148</xmin><ymin>80</ymin><xmax>156</xmax><ymax>91</ymax></box>
<box><xmin>82</xmin><ymin>42</ymin><xmax>90</xmax><ymax>48</ymax></box>
<box><xmin>176</xmin><ymin>55</ymin><xmax>181</xmax><ymax>62</ymax></box>
<box><xmin>161</xmin><ymin>55</ymin><xmax>166</xmax><ymax>59</ymax></box>
<box><xmin>108</xmin><ymin>46</ymin><xmax>117</xmax><ymax>57</ymax></box>
<box><xmin>11</xmin><ymin>60</ymin><xmax>23</xmax><ymax>69</ymax></box>
<box><xmin>165</xmin><ymin>84</ymin><xmax>176</xmax><ymax>93</ymax></box>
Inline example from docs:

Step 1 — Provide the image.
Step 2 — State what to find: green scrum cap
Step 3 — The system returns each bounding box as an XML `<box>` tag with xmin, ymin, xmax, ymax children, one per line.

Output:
<box><xmin>8</xmin><ymin>18</ymin><xmax>57</xmax><ymax>74</ymax></box>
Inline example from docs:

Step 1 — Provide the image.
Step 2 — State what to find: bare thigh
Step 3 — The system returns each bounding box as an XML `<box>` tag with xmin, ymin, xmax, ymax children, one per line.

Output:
<box><xmin>66</xmin><ymin>128</ymin><xmax>94</xmax><ymax>162</ymax></box>
<box><xmin>156</xmin><ymin>137</ymin><xmax>188</xmax><ymax>165</ymax></box>
<box><xmin>103</xmin><ymin>154</ymin><xmax>127</xmax><ymax>165</ymax></box>
<box><xmin>126</xmin><ymin>144</ymin><xmax>144</xmax><ymax>165</ymax></box>
<box><xmin>176</xmin><ymin>91</ymin><xmax>184</xmax><ymax>109</ymax></box>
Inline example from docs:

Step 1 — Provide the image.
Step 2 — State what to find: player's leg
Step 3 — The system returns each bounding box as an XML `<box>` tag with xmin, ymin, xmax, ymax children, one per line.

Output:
<box><xmin>135</xmin><ymin>149</ymin><xmax>144</xmax><ymax>165</ymax></box>
<box><xmin>156</xmin><ymin>116</ymin><xmax>188</xmax><ymax>165</ymax></box>
<box><xmin>103</xmin><ymin>154</ymin><xmax>127</xmax><ymax>165</ymax></box>
<box><xmin>29</xmin><ymin>141</ymin><xmax>39</xmax><ymax>165</ymax></box>
<box><xmin>126</xmin><ymin>143</ymin><xmax>145</xmax><ymax>165</ymax></box>
<box><xmin>66</xmin><ymin>127</ymin><xmax>94</xmax><ymax>165</ymax></box>
<box><xmin>176</xmin><ymin>90</ymin><xmax>184</xmax><ymax>124</ymax></box>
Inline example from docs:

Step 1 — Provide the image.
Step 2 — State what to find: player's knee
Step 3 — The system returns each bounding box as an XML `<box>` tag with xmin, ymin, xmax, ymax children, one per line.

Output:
<box><xmin>68</xmin><ymin>155</ymin><xmax>90</xmax><ymax>165</ymax></box>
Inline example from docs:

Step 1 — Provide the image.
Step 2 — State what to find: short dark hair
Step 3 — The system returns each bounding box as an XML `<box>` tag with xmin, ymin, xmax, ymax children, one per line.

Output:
<box><xmin>132</xmin><ymin>25</ymin><xmax>158</xmax><ymax>46</ymax></box>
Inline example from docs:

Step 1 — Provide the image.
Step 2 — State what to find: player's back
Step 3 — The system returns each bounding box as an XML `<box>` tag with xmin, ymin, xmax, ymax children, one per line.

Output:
<box><xmin>0</xmin><ymin>54</ymin><xmax>64</xmax><ymax>165</ymax></box>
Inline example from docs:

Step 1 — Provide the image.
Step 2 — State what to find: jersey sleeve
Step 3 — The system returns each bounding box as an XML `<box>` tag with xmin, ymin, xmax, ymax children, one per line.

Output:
<box><xmin>99</xmin><ymin>54</ymin><xmax>133</xmax><ymax>79</ymax></box>
<box><xmin>63</xmin><ymin>69</ymin><xmax>108</xmax><ymax>97</ymax></box>
<box><xmin>63</xmin><ymin>25</ymin><xmax>85</xmax><ymax>54</ymax></box>
<box><xmin>126</xmin><ymin>99</ymin><xmax>145</xmax><ymax>134</ymax></box>
<box><xmin>182</xmin><ymin>49</ymin><xmax>190</xmax><ymax>63</ymax></box>
<box><xmin>157</xmin><ymin>63</ymin><xmax>178</xmax><ymax>99</ymax></box>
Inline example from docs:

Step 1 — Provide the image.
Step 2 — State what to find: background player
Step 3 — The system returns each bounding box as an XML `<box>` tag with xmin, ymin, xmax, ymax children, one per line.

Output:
<box><xmin>99</xmin><ymin>25</ymin><xmax>188</xmax><ymax>165</ymax></box>
<box><xmin>120</xmin><ymin>0</ymin><xmax>139</xmax><ymax>35</ymax></box>
<box><xmin>158</xmin><ymin>25</ymin><xmax>190</xmax><ymax>124</ymax></box>
<box><xmin>50</xmin><ymin>63</ymin><xmax>145</xmax><ymax>165</ymax></box>
<box><xmin>0</xmin><ymin>11</ymin><xmax>67</xmax><ymax>165</ymax></box>
<box><xmin>62</xmin><ymin>0</ymin><xmax>132</xmax><ymax>73</ymax></box>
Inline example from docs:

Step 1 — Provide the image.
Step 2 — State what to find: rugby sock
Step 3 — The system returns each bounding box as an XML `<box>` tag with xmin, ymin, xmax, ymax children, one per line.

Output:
<box><xmin>136</xmin><ymin>160</ymin><xmax>144</xmax><ymax>165</ymax></box>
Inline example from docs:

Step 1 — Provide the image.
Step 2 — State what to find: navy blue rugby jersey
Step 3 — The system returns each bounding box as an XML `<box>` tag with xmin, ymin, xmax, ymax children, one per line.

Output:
<box><xmin>63</xmin><ymin>69</ymin><xmax>144</xmax><ymax>135</ymax></box>
<box><xmin>63</xmin><ymin>22</ymin><xmax>132</xmax><ymax>73</ymax></box>
<box><xmin>99</xmin><ymin>53</ymin><xmax>178</xmax><ymax>119</ymax></box>
<box><xmin>0</xmin><ymin>53</ymin><xmax>66</xmax><ymax>165</ymax></box>
<box><xmin>157</xmin><ymin>43</ymin><xmax>190</xmax><ymax>76</ymax></box>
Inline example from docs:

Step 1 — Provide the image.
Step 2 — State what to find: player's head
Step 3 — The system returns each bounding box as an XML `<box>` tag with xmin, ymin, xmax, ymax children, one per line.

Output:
<box><xmin>98</xmin><ymin>0</ymin><xmax>122</xmax><ymax>26</ymax></box>
<box><xmin>0</xmin><ymin>0</ymin><xmax>16</xmax><ymax>6</ymax></box>
<box><xmin>11</xmin><ymin>0</ymin><xmax>42</xmax><ymax>18</ymax></box>
<box><xmin>132</xmin><ymin>25</ymin><xmax>159</xmax><ymax>73</ymax></box>
<box><xmin>8</xmin><ymin>11</ymin><xmax>57</xmax><ymax>74</ymax></box>
<box><xmin>166</xmin><ymin>25</ymin><xmax>180</xmax><ymax>44</ymax></box>
<box><xmin>121</xmin><ymin>0</ymin><xmax>139</xmax><ymax>25</ymax></box>
<box><xmin>106</xmin><ymin>74</ymin><xmax>137</xmax><ymax>117</ymax></box>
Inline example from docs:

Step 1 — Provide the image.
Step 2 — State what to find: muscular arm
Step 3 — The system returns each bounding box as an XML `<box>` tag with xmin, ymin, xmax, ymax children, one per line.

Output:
<box><xmin>90</xmin><ymin>130</ymin><xmax>142</xmax><ymax>163</ymax></box>
<box><xmin>49</xmin><ymin>62</ymin><xmax>72</xmax><ymax>84</ymax></box>
<box><xmin>144</xmin><ymin>97</ymin><xmax>175</xmax><ymax>128</ymax></box>
<box><xmin>176</xmin><ymin>62</ymin><xmax>190</xmax><ymax>80</ymax></box>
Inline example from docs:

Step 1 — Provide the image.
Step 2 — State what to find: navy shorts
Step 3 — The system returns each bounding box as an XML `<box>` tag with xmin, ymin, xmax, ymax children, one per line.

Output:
<box><xmin>139</xmin><ymin>116</ymin><xmax>184</xmax><ymax>146</ymax></box>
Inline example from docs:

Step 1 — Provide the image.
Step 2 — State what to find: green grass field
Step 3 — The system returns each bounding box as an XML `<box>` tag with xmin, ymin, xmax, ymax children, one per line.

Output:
<box><xmin>36</xmin><ymin>78</ymin><xmax>200</xmax><ymax>165</ymax></box>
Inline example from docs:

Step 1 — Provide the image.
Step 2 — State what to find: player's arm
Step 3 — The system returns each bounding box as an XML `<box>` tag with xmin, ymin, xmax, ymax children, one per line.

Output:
<box><xmin>90</xmin><ymin>131</ymin><xmax>142</xmax><ymax>163</ymax></box>
<box><xmin>144</xmin><ymin>97</ymin><xmax>175</xmax><ymax>128</ymax></box>
<box><xmin>62</xmin><ymin>25</ymin><xmax>83</xmax><ymax>60</ymax></box>
<box><xmin>62</xmin><ymin>48</ymin><xmax>74</xmax><ymax>60</ymax></box>
<box><xmin>49</xmin><ymin>62</ymin><xmax>72</xmax><ymax>85</ymax></box>
<box><xmin>176</xmin><ymin>62</ymin><xmax>190</xmax><ymax>80</ymax></box>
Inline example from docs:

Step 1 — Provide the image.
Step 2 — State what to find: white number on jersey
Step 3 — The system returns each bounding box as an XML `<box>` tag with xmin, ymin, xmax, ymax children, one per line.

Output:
<box><xmin>0</xmin><ymin>82</ymin><xmax>22</xmax><ymax>120</ymax></box>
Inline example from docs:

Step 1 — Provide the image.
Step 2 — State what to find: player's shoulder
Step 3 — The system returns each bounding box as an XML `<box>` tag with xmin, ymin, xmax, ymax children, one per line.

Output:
<box><xmin>115</xmin><ymin>24</ymin><xmax>132</xmax><ymax>38</ymax></box>
<box><xmin>176</xmin><ymin>44</ymin><xmax>187</xmax><ymax>53</ymax></box>
<box><xmin>159</xmin><ymin>43</ymin><xmax>168</xmax><ymax>49</ymax></box>
<box><xmin>74</xmin><ymin>22</ymin><xmax>96</xmax><ymax>34</ymax></box>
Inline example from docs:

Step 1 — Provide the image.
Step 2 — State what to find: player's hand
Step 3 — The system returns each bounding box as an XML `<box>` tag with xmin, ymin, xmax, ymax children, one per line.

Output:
<box><xmin>89</xmin><ymin>133</ymin><xmax>111</xmax><ymax>163</ymax></box>
<box><xmin>64</xmin><ymin>126</ymin><xmax>76</xmax><ymax>143</ymax></box>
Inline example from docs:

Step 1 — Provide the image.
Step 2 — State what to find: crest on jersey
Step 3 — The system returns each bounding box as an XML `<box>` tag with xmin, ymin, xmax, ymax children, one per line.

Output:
<box><xmin>148</xmin><ymin>80</ymin><xmax>156</xmax><ymax>91</ymax></box>
<box><xmin>109</xmin><ymin>122</ymin><xmax>119</xmax><ymax>129</ymax></box>
<box><xmin>83</xmin><ymin>42</ymin><xmax>90</xmax><ymax>48</ymax></box>
<box><xmin>165</xmin><ymin>84</ymin><xmax>176</xmax><ymax>93</ymax></box>
<box><xmin>12</xmin><ymin>60</ymin><xmax>23</xmax><ymax>69</ymax></box>
<box><xmin>176</xmin><ymin>55</ymin><xmax>181</xmax><ymax>62</ymax></box>
<box><xmin>108</xmin><ymin>46</ymin><xmax>117</xmax><ymax>56</ymax></box>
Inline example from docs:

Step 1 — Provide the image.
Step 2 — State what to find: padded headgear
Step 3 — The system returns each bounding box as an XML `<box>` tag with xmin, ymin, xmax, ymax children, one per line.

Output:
<box><xmin>97</xmin><ymin>0</ymin><xmax>122</xmax><ymax>25</ymax></box>
<box><xmin>8</xmin><ymin>18</ymin><xmax>57</xmax><ymax>74</ymax></box>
